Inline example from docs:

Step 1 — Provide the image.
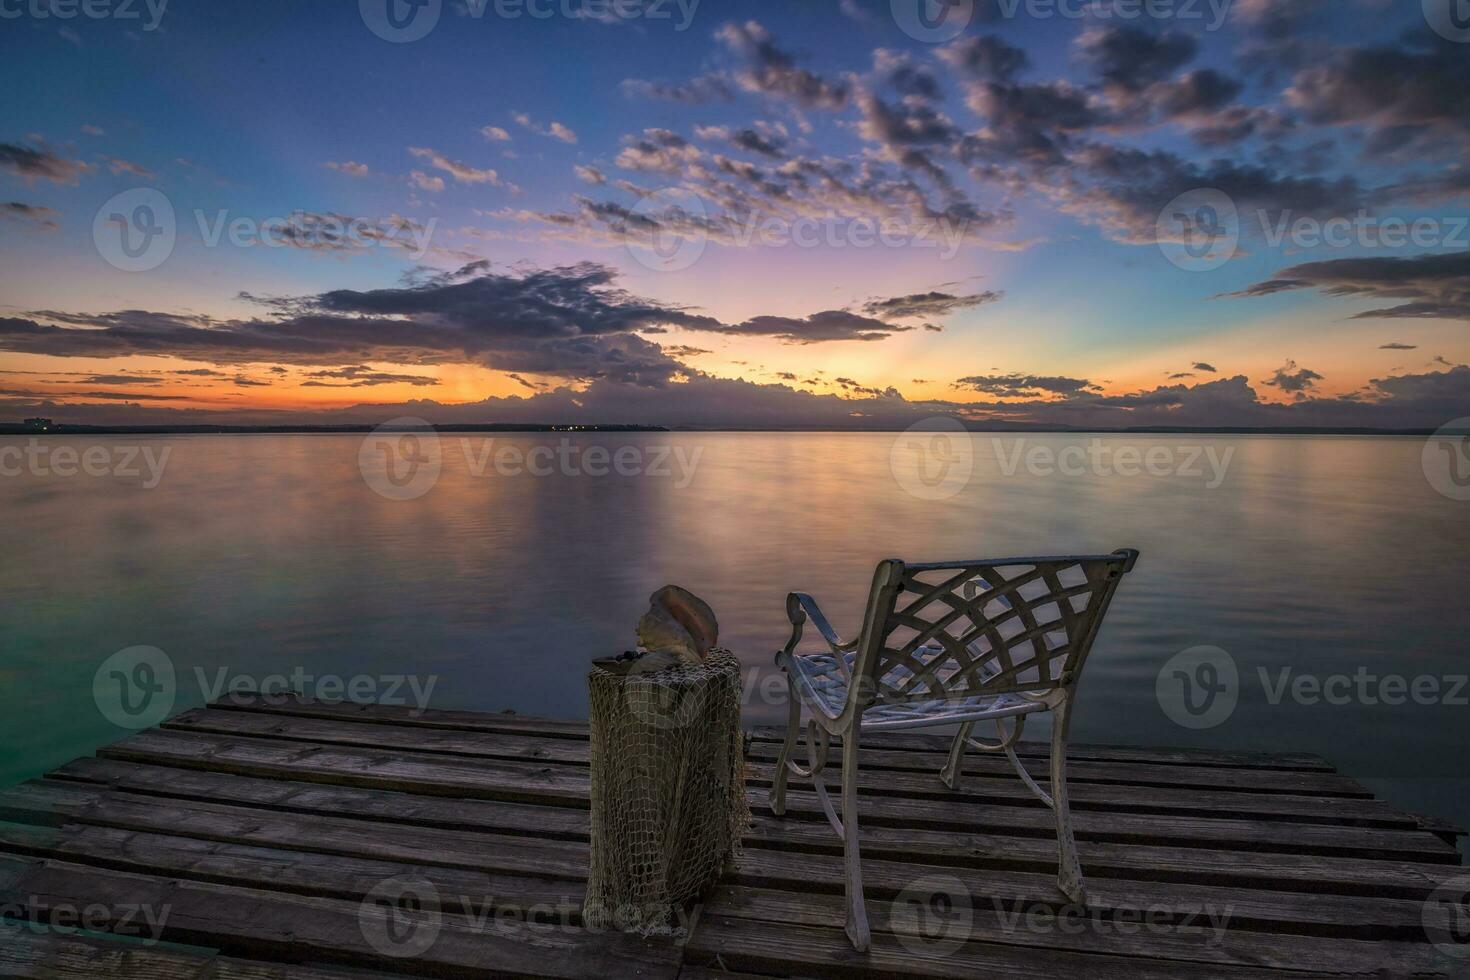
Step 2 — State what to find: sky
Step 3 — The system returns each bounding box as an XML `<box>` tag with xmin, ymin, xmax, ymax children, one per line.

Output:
<box><xmin>1</xmin><ymin>0</ymin><xmax>1469</xmax><ymax>428</ymax></box>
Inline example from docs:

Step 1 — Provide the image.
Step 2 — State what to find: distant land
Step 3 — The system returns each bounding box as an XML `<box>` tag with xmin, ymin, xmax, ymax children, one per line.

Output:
<box><xmin>0</xmin><ymin>421</ymin><xmax>1444</xmax><ymax>436</ymax></box>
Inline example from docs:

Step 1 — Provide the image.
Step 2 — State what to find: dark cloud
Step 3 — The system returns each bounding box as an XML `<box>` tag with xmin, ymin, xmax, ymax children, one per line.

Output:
<box><xmin>1232</xmin><ymin>250</ymin><xmax>1470</xmax><ymax>320</ymax></box>
<box><xmin>302</xmin><ymin>366</ymin><xmax>439</xmax><ymax>387</ymax></box>
<box><xmin>714</xmin><ymin>310</ymin><xmax>912</xmax><ymax>344</ymax></box>
<box><xmin>0</xmin><ymin>141</ymin><xmax>91</xmax><ymax>184</ymax></box>
<box><xmin>873</xmin><ymin>49</ymin><xmax>942</xmax><ymax>101</ymax></box>
<box><xmin>1379</xmin><ymin>343</ymin><xmax>1416</xmax><ymax>350</ymax></box>
<box><xmin>1</xmin><ymin>201</ymin><xmax>60</xmax><ymax>231</ymax></box>
<box><xmin>940</xmin><ymin>36</ymin><xmax>1030</xmax><ymax>85</ymax></box>
<box><xmin>620</xmin><ymin>75</ymin><xmax>735</xmax><ymax>105</ymax></box>
<box><xmin>1263</xmin><ymin>359</ymin><xmax>1323</xmax><ymax>397</ymax></box>
<box><xmin>953</xmin><ymin>374</ymin><xmax>1102</xmax><ymax>398</ymax></box>
<box><xmin>1286</xmin><ymin>40</ymin><xmax>1470</xmax><ymax>157</ymax></box>
<box><xmin>1077</xmin><ymin>26</ymin><xmax>1198</xmax><ymax>92</ymax></box>
<box><xmin>696</xmin><ymin>125</ymin><xmax>788</xmax><ymax>159</ymax></box>
<box><xmin>1194</xmin><ymin>362</ymin><xmax>1218</xmax><ymax>373</ymax></box>
<box><xmin>861</xmin><ymin>290</ymin><xmax>1003</xmax><ymax>320</ymax></box>
<box><xmin>715</xmin><ymin>21</ymin><xmax>850</xmax><ymax>109</ymax></box>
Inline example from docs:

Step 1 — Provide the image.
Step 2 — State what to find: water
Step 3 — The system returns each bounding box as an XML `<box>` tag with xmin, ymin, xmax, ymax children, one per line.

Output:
<box><xmin>2</xmin><ymin>431</ymin><xmax>1467</xmax><ymax>851</ymax></box>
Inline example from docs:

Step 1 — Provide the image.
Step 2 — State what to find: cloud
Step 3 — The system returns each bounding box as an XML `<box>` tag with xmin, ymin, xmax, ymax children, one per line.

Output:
<box><xmin>693</xmin><ymin>124</ymin><xmax>788</xmax><ymax>159</ymax></box>
<box><xmin>409</xmin><ymin>170</ymin><xmax>445</xmax><ymax>193</ymax></box>
<box><xmin>1</xmin><ymin>201</ymin><xmax>60</xmax><ymax>232</ymax></box>
<box><xmin>1286</xmin><ymin>39</ymin><xmax>1470</xmax><ymax>157</ymax></box>
<box><xmin>1379</xmin><ymin>342</ymin><xmax>1416</xmax><ymax>350</ymax></box>
<box><xmin>714</xmin><ymin>20</ymin><xmax>849</xmax><ymax>109</ymax></box>
<box><xmin>574</xmin><ymin>164</ymin><xmax>607</xmax><ymax>185</ymax></box>
<box><xmin>326</xmin><ymin>161</ymin><xmax>370</xmax><ymax>177</ymax></box>
<box><xmin>621</xmin><ymin>75</ymin><xmax>735</xmax><ymax>105</ymax></box>
<box><xmin>953</xmin><ymin>373</ymin><xmax>1102</xmax><ymax>398</ymax></box>
<box><xmin>940</xmin><ymin>36</ymin><xmax>1029</xmax><ymax>85</ymax></box>
<box><xmin>1232</xmin><ymin>250</ymin><xmax>1470</xmax><ymax>320</ymax></box>
<box><xmin>408</xmin><ymin>147</ymin><xmax>501</xmax><ymax>185</ymax></box>
<box><xmin>1193</xmin><ymin>362</ymin><xmax>1218</xmax><ymax>373</ymax></box>
<box><xmin>1263</xmin><ymin>359</ymin><xmax>1323</xmax><ymax>397</ymax></box>
<box><xmin>0</xmin><ymin>140</ymin><xmax>92</xmax><ymax>184</ymax></box>
<box><xmin>1076</xmin><ymin>25</ymin><xmax>1197</xmax><ymax>92</ymax></box>
<box><xmin>481</xmin><ymin>126</ymin><xmax>512</xmax><ymax>142</ymax></box>
<box><xmin>714</xmin><ymin>309</ymin><xmax>913</xmax><ymax>344</ymax></box>
<box><xmin>513</xmin><ymin>113</ymin><xmax>579</xmax><ymax>144</ymax></box>
<box><xmin>302</xmin><ymin>365</ymin><xmax>439</xmax><ymax>387</ymax></box>
<box><xmin>861</xmin><ymin>290</ymin><xmax>1003</xmax><ymax>320</ymax></box>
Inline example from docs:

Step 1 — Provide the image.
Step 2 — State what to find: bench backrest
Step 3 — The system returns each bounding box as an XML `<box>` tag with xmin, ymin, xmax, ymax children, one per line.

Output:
<box><xmin>850</xmin><ymin>550</ymin><xmax>1138</xmax><ymax>707</ymax></box>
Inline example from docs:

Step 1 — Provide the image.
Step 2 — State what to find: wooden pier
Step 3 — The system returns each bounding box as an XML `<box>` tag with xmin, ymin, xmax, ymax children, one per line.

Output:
<box><xmin>1</xmin><ymin>693</ymin><xmax>1466</xmax><ymax>977</ymax></box>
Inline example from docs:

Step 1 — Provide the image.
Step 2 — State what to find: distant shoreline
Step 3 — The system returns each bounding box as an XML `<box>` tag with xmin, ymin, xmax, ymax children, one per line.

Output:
<box><xmin>0</xmin><ymin>423</ymin><xmax>1445</xmax><ymax>436</ymax></box>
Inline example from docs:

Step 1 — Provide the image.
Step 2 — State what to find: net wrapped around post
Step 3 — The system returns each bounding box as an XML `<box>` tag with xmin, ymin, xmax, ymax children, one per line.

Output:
<box><xmin>584</xmin><ymin>649</ymin><xmax>749</xmax><ymax>936</ymax></box>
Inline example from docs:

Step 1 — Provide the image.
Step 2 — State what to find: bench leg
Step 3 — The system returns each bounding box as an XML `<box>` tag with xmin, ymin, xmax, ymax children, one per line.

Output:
<box><xmin>841</xmin><ymin>727</ymin><xmax>871</xmax><ymax>952</ymax></box>
<box><xmin>940</xmin><ymin>722</ymin><xmax>974</xmax><ymax>790</ymax></box>
<box><xmin>1051</xmin><ymin>693</ymin><xmax>1086</xmax><ymax>904</ymax></box>
<box><xmin>768</xmin><ymin>675</ymin><xmax>800</xmax><ymax>817</ymax></box>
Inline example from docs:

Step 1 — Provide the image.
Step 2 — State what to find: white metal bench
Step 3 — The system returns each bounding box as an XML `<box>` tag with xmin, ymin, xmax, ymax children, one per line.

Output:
<box><xmin>768</xmin><ymin>549</ymin><xmax>1140</xmax><ymax>951</ymax></box>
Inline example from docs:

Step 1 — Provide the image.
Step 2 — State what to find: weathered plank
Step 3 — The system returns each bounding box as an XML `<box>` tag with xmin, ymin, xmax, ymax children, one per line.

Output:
<box><xmin>0</xmin><ymin>923</ymin><xmax>413</xmax><ymax>979</ymax></box>
<box><xmin>47</xmin><ymin>757</ymin><xmax>1454</xmax><ymax>865</ymax></box>
<box><xmin>96</xmin><ymin>728</ymin><xmax>1403</xmax><ymax>830</ymax></box>
<box><xmin>702</xmin><ymin>884</ymin><xmax>1456</xmax><ymax>976</ymax></box>
<box><xmin>170</xmin><ymin>708</ymin><xmax>1357</xmax><ymax>798</ymax></box>
<box><xmin>0</xmin><ymin>820</ymin><xmax>586</xmax><ymax>920</ymax></box>
<box><xmin>2</xmin><ymin>779</ymin><xmax>1446</xmax><ymax>903</ymax></box>
<box><xmin>683</xmin><ymin>915</ymin><xmax>1309</xmax><ymax>980</ymax></box>
<box><xmin>0</xmin><ymin>856</ymin><xmax>681</xmax><ymax>980</ymax></box>
<box><xmin>214</xmin><ymin>693</ymin><xmax>1336</xmax><ymax>772</ymax></box>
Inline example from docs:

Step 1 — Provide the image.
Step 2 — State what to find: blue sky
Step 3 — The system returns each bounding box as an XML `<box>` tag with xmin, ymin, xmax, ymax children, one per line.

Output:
<box><xmin>1</xmin><ymin>0</ymin><xmax>1468</xmax><ymax>427</ymax></box>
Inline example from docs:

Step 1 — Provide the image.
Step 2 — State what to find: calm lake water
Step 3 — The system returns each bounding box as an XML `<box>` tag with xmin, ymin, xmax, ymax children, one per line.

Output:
<box><xmin>2</xmin><ymin>431</ymin><xmax>1467</xmax><ymax>851</ymax></box>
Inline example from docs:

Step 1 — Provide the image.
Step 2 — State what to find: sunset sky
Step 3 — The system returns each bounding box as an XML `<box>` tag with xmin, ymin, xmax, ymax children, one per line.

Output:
<box><xmin>2</xmin><ymin>0</ymin><xmax>1468</xmax><ymax>428</ymax></box>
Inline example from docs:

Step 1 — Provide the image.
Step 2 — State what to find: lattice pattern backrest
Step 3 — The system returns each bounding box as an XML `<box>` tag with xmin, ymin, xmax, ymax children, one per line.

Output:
<box><xmin>861</xmin><ymin>552</ymin><xmax>1135</xmax><ymax>704</ymax></box>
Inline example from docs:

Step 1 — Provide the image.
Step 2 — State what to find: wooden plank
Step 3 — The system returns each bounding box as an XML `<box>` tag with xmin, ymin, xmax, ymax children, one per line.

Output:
<box><xmin>701</xmin><ymin>885</ymin><xmax>1455</xmax><ymax>977</ymax></box>
<box><xmin>213</xmin><ymin>694</ymin><xmax>1336</xmax><ymax>772</ymax></box>
<box><xmin>747</xmin><ymin>762</ymin><xmax>1402</xmax><ymax>828</ymax></box>
<box><xmin>16</xmin><ymin>781</ymin><xmax>1447</xmax><ymax>943</ymax></box>
<box><xmin>683</xmin><ymin>915</ymin><xmax>1301</xmax><ymax>980</ymax></box>
<box><xmin>741</xmin><ymin>740</ymin><xmax>1364</xmax><ymax>798</ymax></box>
<box><xmin>4</xmin><ymin>778</ymin><xmax>1445</xmax><ymax>903</ymax></box>
<box><xmin>10</xmin><ymin>788</ymin><xmax>592</xmax><ymax>884</ymax></box>
<box><xmin>0</xmin><ymin>820</ymin><xmax>587</xmax><ymax>921</ymax></box>
<box><xmin>750</xmin><ymin>727</ymin><xmax>1336</xmax><ymax>772</ymax></box>
<box><xmin>166</xmin><ymin>708</ymin><xmax>592</xmax><ymax>766</ymax></box>
<box><xmin>0</xmin><ymin>922</ymin><xmax>413</xmax><ymax>979</ymax></box>
<box><xmin>49</xmin><ymin>758</ymin><xmax>590</xmax><ymax>840</ymax></box>
<box><xmin>0</xmin><ymin>856</ymin><xmax>682</xmax><ymax>980</ymax></box>
<box><xmin>96</xmin><ymin>729</ymin><xmax>592</xmax><ymax>806</ymax></box>
<box><xmin>97</xmin><ymin>728</ymin><xmax>1403</xmax><ymax>830</ymax></box>
<box><xmin>171</xmin><ymin>707</ymin><xmax>1359</xmax><ymax>798</ymax></box>
<box><xmin>741</xmin><ymin>813</ymin><xmax>1453</xmax><ymax>900</ymax></box>
<box><xmin>731</xmin><ymin>846</ymin><xmax>1462</xmax><ymax>942</ymax></box>
<box><xmin>48</xmin><ymin>759</ymin><xmax>1454</xmax><ymax>865</ymax></box>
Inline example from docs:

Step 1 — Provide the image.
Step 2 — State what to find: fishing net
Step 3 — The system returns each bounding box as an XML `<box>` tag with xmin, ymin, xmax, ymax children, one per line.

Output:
<box><xmin>584</xmin><ymin>649</ymin><xmax>749</xmax><ymax>936</ymax></box>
